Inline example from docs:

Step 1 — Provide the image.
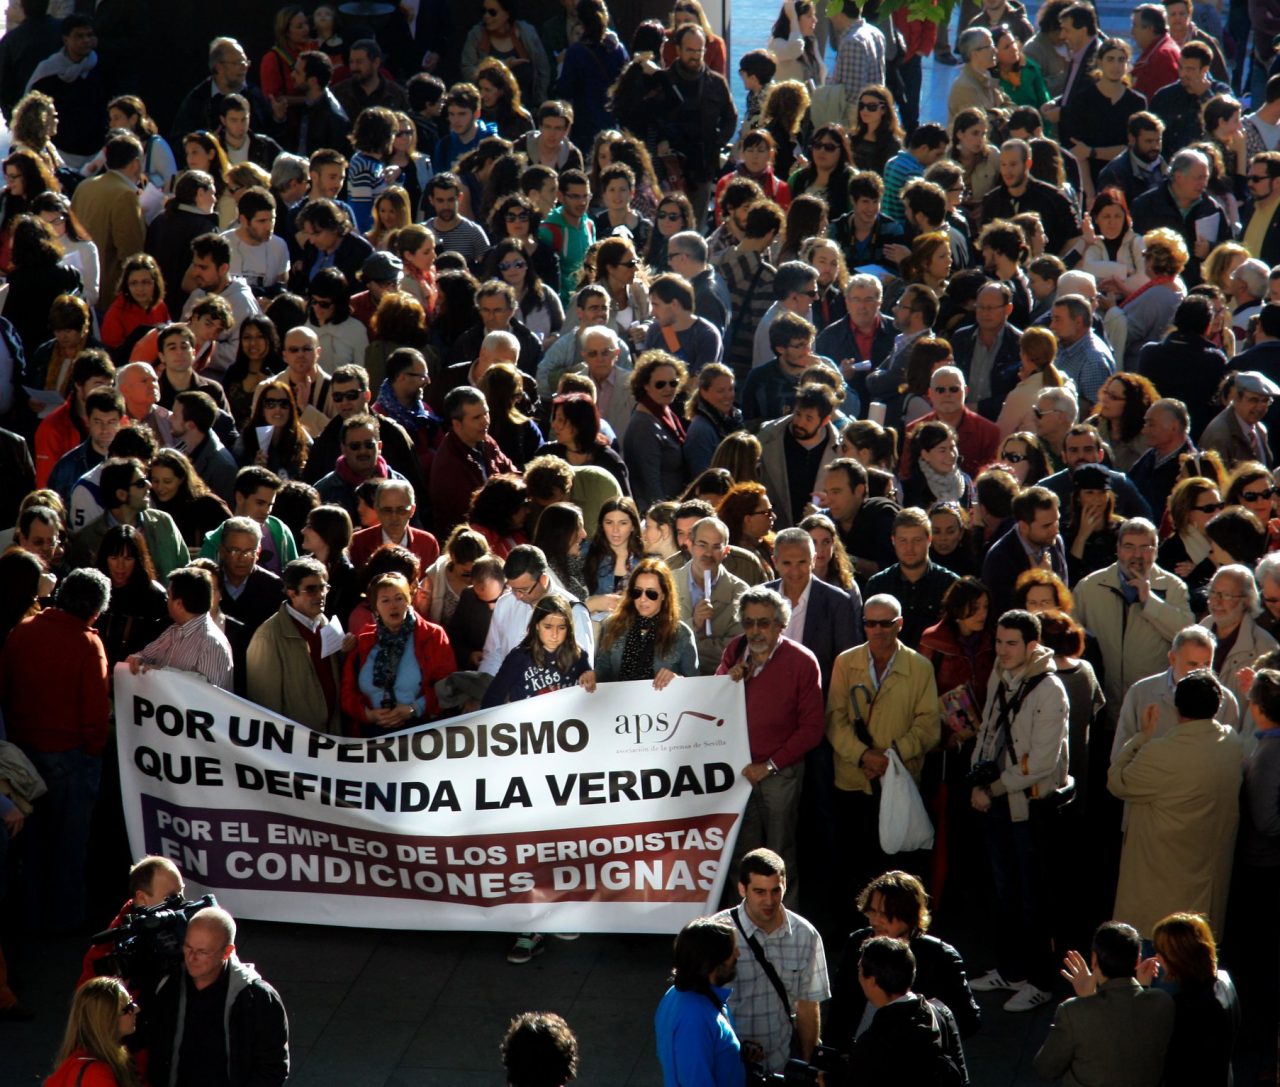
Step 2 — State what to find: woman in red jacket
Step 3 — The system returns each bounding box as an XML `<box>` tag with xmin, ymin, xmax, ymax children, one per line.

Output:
<box><xmin>45</xmin><ymin>977</ymin><xmax>139</xmax><ymax>1087</ymax></box>
<box><xmin>918</xmin><ymin>575</ymin><xmax>994</xmax><ymax>914</ymax></box>
<box><xmin>341</xmin><ymin>572</ymin><xmax>455</xmax><ymax>737</ymax></box>
<box><xmin>99</xmin><ymin>254</ymin><xmax>169</xmax><ymax>354</ymax></box>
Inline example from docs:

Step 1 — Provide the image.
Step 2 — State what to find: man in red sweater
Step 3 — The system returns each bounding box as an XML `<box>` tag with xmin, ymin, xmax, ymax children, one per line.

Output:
<box><xmin>0</xmin><ymin>567</ymin><xmax>111</xmax><ymax>933</ymax></box>
<box><xmin>429</xmin><ymin>384</ymin><xmax>517</xmax><ymax>537</ymax></box>
<box><xmin>1131</xmin><ymin>4</ymin><xmax>1182</xmax><ymax>101</ymax></box>
<box><xmin>900</xmin><ymin>365</ymin><xmax>1000</xmax><ymax>480</ymax></box>
<box><xmin>349</xmin><ymin>479</ymin><xmax>440</xmax><ymax>572</ymax></box>
<box><xmin>717</xmin><ymin>587</ymin><xmax>825</xmax><ymax>908</ymax></box>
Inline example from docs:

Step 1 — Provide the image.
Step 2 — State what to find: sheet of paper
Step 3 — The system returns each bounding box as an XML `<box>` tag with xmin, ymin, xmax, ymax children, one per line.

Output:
<box><xmin>703</xmin><ymin>569</ymin><xmax>713</xmax><ymax>636</ymax></box>
<box><xmin>23</xmin><ymin>385</ymin><xmax>64</xmax><ymax>418</ymax></box>
<box><xmin>256</xmin><ymin>424</ymin><xmax>274</xmax><ymax>451</ymax></box>
<box><xmin>1194</xmin><ymin>213</ymin><xmax>1221</xmax><ymax>242</ymax></box>
<box><xmin>319</xmin><ymin>614</ymin><xmax>345</xmax><ymax>658</ymax></box>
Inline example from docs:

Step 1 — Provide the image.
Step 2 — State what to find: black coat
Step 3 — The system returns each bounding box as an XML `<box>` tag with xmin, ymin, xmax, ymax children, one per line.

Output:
<box><xmin>146</xmin><ymin>207</ymin><xmax>220</xmax><ymax>316</ymax></box>
<box><xmin>1162</xmin><ymin>973</ymin><xmax>1240</xmax><ymax>1087</ymax></box>
<box><xmin>1096</xmin><ymin>152</ymin><xmax>1166</xmax><ymax>209</ymax></box>
<box><xmin>303</xmin><ymin>410</ymin><xmax>427</xmax><ymax>512</ymax></box>
<box><xmin>219</xmin><ymin>566</ymin><xmax>285</xmax><ymax>641</ymax></box>
<box><xmin>843</xmin><ymin>992</ymin><xmax>968</xmax><ymax>1085</ymax></box>
<box><xmin>0</xmin><ymin>424</ymin><xmax>34</xmax><ymax>527</ymax></box>
<box><xmin>949</xmin><ymin>322</ymin><xmax>1023</xmax><ymax>420</ymax></box>
<box><xmin>6</xmin><ymin>260</ymin><xmax>82</xmax><ymax>357</ymax></box>
<box><xmin>1137</xmin><ymin>333</ymin><xmax>1230</xmax><ymax>439</ymax></box>
<box><xmin>443</xmin><ymin>320</ymin><xmax>544</xmax><ymax>384</ymax></box>
<box><xmin>296</xmin><ymin>90</ymin><xmax>351</xmax><ymax>158</ymax></box>
<box><xmin>170</xmin><ymin>78</ymin><xmax>275</xmax><ymax>147</ymax></box>
<box><xmin>829</xmin><ymin>928</ymin><xmax>981</xmax><ymax>1047</ymax></box>
<box><xmin>980</xmin><ymin>524</ymin><xmax>1069</xmax><ymax>617</ymax></box>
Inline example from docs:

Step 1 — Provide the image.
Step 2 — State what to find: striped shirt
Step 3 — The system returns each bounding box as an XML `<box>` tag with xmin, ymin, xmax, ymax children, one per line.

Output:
<box><xmin>136</xmin><ymin>612</ymin><xmax>234</xmax><ymax>690</ymax></box>
<box><xmin>712</xmin><ymin>904</ymin><xmax>830</xmax><ymax>1073</ymax></box>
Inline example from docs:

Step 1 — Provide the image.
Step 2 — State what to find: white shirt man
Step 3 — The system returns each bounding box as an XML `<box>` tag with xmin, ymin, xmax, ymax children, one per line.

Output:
<box><xmin>222</xmin><ymin>188</ymin><xmax>289</xmax><ymax>294</ymax></box>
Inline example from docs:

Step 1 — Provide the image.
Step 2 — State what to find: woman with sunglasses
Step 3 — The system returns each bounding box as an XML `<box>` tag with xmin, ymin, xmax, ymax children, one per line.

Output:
<box><xmin>1223</xmin><ymin>463</ymin><xmax>1280</xmax><ymax>552</ymax></box>
<box><xmin>1160</xmin><ymin>477</ymin><xmax>1224</xmax><ymax>613</ymax></box>
<box><xmin>595</xmin><ymin>558</ymin><xmax>697</xmax><ymax>687</ymax></box>
<box><xmin>1086</xmin><ymin>372</ymin><xmax>1155</xmax><ymax>473</ymax></box>
<box><xmin>768</xmin><ymin>0</ymin><xmax>825</xmax><ymax>85</ymax></box>
<box><xmin>489</xmin><ymin>236</ymin><xmax>564</xmax><ymax>348</ymax></box>
<box><xmin>234</xmin><ymin>379</ymin><xmax>311</xmax><ymax>479</ymax></box>
<box><xmin>583</xmin><ymin>235</ymin><xmax>652</xmax><ymax>348</ymax></box>
<box><xmin>485</xmin><ymin>192</ymin><xmax>561</xmax><ymax>295</ymax></box>
<box><xmin>304</xmin><ymin>267</ymin><xmax>369</xmax><ymax>369</ymax></box>
<box><xmin>788</xmin><ymin>124</ymin><xmax>854</xmax><ymax>221</ymax></box>
<box><xmin>623</xmin><ymin>350</ymin><xmax>689</xmax><ymax>512</ymax></box>
<box><xmin>461</xmin><ymin>0</ymin><xmax>552</xmax><ymax>107</ymax></box>
<box><xmin>643</xmin><ymin>192</ymin><xmax>694</xmax><ymax>274</ymax></box>
<box><xmin>847</xmin><ymin>85</ymin><xmax>902</xmax><ymax>176</ymax></box>
<box><xmin>47</xmin><ymin>976</ymin><xmax>140</xmax><ymax>1087</ymax></box>
<box><xmin>998</xmin><ymin>431</ymin><xmax>1050</xmax><ymax>486</ymax></box>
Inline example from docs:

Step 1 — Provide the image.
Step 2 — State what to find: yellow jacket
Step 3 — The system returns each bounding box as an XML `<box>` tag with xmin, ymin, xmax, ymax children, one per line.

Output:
<box><xmin>826</xmin><ymin>642</ymin><xmax>941</xmax><ymax>794</ymax></box>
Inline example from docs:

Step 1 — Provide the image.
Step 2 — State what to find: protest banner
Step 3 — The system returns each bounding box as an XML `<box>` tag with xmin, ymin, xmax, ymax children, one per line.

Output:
<box><xmin>115</xmin><ymin>666</ymin><xmax>752</xmax><ymax>933</ymax></box>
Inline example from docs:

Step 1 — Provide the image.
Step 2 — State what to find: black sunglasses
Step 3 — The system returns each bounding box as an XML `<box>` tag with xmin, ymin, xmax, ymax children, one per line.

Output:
<box><xmin>811</xmin><ymin>141</ymin><xmax>840</xmax><ymax>152</ymax></box>
<box><xmin>651</xmin><ymin>379</ymin><xmax>678</xmax><ymax>390</ymax></box>
<box><xmin>331</xmin><ymin>389</ymin><xmax>364</xmax><ymax>402</ymax></box>
<box><xmin>1002</xmin><ymin>451</ymin><xmax>1027</xmax><ymax>463</ymax></box>
<box><xmin>933</xmin><ymin>385</ymin><xmax>962</xmax><ymax>394</ymax></box>
<box><xmin>1241</xmin><ymin>487</ymin><xmax>1278</xmax><ymax>502</ymax></box>
<box><xmin>858</xmin><ymin>100</ymin><xmax>884</xmax><ymax>112</ymax></box>
<box><xmin>262</xmin><ymin>396</ymin><xmax>291</xmax><ymax>409</ymax></box>
<box><xmin>630</xmin><ymin>587</ymin><xmax>661</xmax><ymax>601</ymax></box>
<box><xmin>1193</xmin><ymin>501</ymin><xmax>1226</xmax><ymax>513</ymax></box>
<box><xmin>863</xmin><ymin>618</ymin><xmax>898</xmax><ymax>628</ymax></box>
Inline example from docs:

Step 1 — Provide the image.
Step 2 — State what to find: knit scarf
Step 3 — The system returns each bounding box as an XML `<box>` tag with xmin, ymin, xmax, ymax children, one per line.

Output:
<box><xmin>619</xmin><ymin>615</ymin><xmax>659</xmax><ymax>681</ymax></box>
<box><xmin>372</xmin><ymin>610</ymin><xmax>415</xmax><ymax>703</ymax></box>
<box><xmin>920</xmin><ymin>461</ymin><xmax>965</xmax><ymax>503</ymax></box>
<box><xmin>376</xmin><ymin>379</ymin><xmax>440</xmax><ymax>436</ymax></box>
<box><xmin>335</xmin><ymin>453</ymin><xmax>389</xmax><ymax>486</ymax></box>
<box><xmin>639</xmin><ymin>395</ymin><xmax>686</xmax><ymax>442</ymax></box>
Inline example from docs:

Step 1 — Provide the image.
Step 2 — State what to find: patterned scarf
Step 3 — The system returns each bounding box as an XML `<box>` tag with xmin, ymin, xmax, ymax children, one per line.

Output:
<box><xmin>376</xmin><ymin>379</ymin><xmax>440</xmax><ymax>437</ymax></box>
<box><xmin>372</xmin><ymin>609</ymin><xmax>415</xmax><ymax>704</ymax></box>
<box><xmin>619</xmin><ymin>615</ymin><xmax>659</xmax><ymax>681</ymax></box>
<box><xmin>920</xmin><ymin>461</ymin><xmax>965</xmax><ymax>504</ymax></box>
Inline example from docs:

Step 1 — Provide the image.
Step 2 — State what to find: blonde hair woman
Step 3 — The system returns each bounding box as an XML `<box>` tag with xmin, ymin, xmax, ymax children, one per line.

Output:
<box><xmin>48</xmin><ymin>977</ymin><xmax>140</xmax><ymax>1087</ymax></box>
<box><xmin>998</xmin><ymin>326</ymin><xmax>1068</xmax><ymax>439</ymax></box>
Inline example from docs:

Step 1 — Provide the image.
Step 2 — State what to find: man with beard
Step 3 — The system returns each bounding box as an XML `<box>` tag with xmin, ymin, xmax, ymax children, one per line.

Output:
<box><xmin>1096</xmin><ymin>112</ymin><xmax>1168</xmax><ymax>206</ymax></box>
<box><xmin>980</xmin><ymin>139</ymin><xmax>1081</xmax><ymax>255</ymax></box>
<box><xmin>426</xmin><ymin>172</ymin><xmax>489</xmax><ymax>270</ymax></box>
<box><xmin>717</xmin><ymin>593</ymin><xmax>825</xmax><ymax>907</ymax></box>
<box><xmin>757</xmin><ymin>382</ymin><xmax>842</xmax><ymax>528</ymax></box>
<box><xmin>68</xmin><ymin>457</ymin><xmax>187</xmax><ymax>580</ymax></box>
<box><xmin>820</xmin><ymin>459</ymin><xmax>899</xmax><ymax>581</ymax></box>
<box><xmin>866</xmin><ymin>508</ymin><xmax>958</xmax><ymax>645</ymax></box>
<box><xmin>314</xmin><ymin>414</ymin><xmax>407</xmax><ymax>517</ymax></box>
<box><xmin>655</xmin><ymin>916</ymin><xmax>745</xmax><ymax>1087</ymax></box>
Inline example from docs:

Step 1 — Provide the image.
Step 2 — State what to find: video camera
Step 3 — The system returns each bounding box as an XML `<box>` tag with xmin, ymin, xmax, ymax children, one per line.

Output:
<box><xmin>91</xmin><ymin>893</ymin><xmax>218</xmax><ymax>982</ymax></box>
<box><xmin>746</xmin><ymin>1045</ymin><xmax>846</xmax><ymax>1085</ymax></box>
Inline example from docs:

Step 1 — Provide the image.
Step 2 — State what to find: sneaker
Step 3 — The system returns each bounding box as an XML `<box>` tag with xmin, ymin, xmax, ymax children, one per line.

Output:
<box><xmin>1003</xmin><ymin>983</ymin><xmax>1052</xmax><ymax>1012</ymax></box>
<box><xmin>551</xmin><ymin>932</ymin><xmax>580</xmax><ymax>941</ymax></box>
<box><xmin>507</xmin><ymin>933</ymin><xmax>545</xmax><ymax>964</ymax></box>
<box><xmin>970</xmin><ymin>969</ymin><xmax>1019</xmax><ymax>992</ymax></box>
<box><xmin>935</xmin><ymin>49</ymin><xmax>961</xmax><ymax>65</ymax></box>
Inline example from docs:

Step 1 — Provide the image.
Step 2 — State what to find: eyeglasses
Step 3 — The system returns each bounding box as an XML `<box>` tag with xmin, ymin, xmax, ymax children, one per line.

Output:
<box><xmin>811</xmin><ymin>141</ymin><xmax>840</xmax><ymax>153</ymax></box>
<box><xmin>223</xmin><ymin>546</ymin><xmax>257</xmax><ymax>559</ymax></box>
<box><xmin>1247</xmin><ymin>174</ymin><xmax>1272</xmax><ymax>185</ymax></box>
<box><xmin>311</xmin><ymin>298</ymin><xmax>335</xmax><ymax>308</ymax></box>
<box><xmin>509</xmin><ymin>580</ymin><xmax>540</xmax><ymax>599</ymax></box>
<box><xmin>1207</xmin><ymin>589</ymin><xmax>1245</xmax><ymax>601</ymax></box>
<box><xmin>804</xmin><ymin>288</ymin><xmax>821</xmax><ymax>297</ymax></box>
<box><xmin>1193</xmin><ymin>501</ymin><xmax>1225</xmax><ymax>513</ymax></box>
<box><xmin>498</xmin><ymin>259</ymin><xmax>528</xmax><ymax>271</ymax></box>
<box><xmin>284</xmin><ymin>345</ymin><xmax>316</xmax><ymax>353</ymax></box>
<box><xmin>1032</xmin><ymin>406</ymin><xmax>1062</xmax><ymax>418</ymax></box>
<box><xmin>651</xmin><ymin>379</ymin><xmax>678</xmax><ymax>390</ymax></box>
<box><xmin>749</xmin><ymin>508</ymin><xmax>775</xmax><ymax>518</ymax></box>
<box><xmin>130</xmin><ymin>478</ymin><xmax>150</xmax><ymax>489</ymax></box>
<box><xmin>505</xmin><ymin>210</ymin><xmax>531</xmax><ymax>221</ymax></box>
<box><xmin>482</xmin><ymin>6</ymin><xmax>500</xmax><ymax>13</ymax></box>
<box><xmin>863</xmin><ymin>618</ymin><xmax>898</xmax><ymax>628</ymax></box>
<box><xmin>346</xmin><ymin>440</ymin><xmax>378</xmax><ymax>451</ymax></box>
<box><xmin>1241</xmin><ymin>487</ymin><xmax>1278</xmax><ymax>502</ymax></box>
<box><xmin>262</xmin><ymin>397</ymin><xmax>291</xmax><ymax>409</ymax></box>
<box><xmin>396</xmin><ymin>129</ymin><xmax>413</xmax><ymax>137</ymax></box>
<box><xmin>741</xmin><ymin>617</ymin><xmax>777</xmax><ymax>629</ymax></box>
<box><xmin>1002</xmin><ymin>451</ymin><xmax>1026</xmax><ymax>463</ymax></box>
<box><xmin>331</xmin><ymin>388</ymin><xmax>364</xmax><ymax>402</ymax></box>
<box><xmin>657</xmin><ymin>210</ymin><xmax>685</xmax><ymax>222</ymax></box>
<box><xmin>858</xmin><ymin>100</ymin><xmax>884</xmax><ymax>111</ymax></box>
<box><xmin>378</xmin><ymin>506</ymin><xmax>413</xmax><ymax>516</ymax></box>
<box><xmin>630</xmin><ymin>587</ymin><xmax>661</xmax><ymax>601</ymax></box>
<box><xmin>933</xmin><ymin>385</ymin><xmax>962</xmax><ymax>394</ymax></box>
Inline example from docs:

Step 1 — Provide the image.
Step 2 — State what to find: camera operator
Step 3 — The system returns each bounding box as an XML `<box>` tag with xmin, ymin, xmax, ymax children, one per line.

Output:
<box><xmin>80</xmin><ymin>856</ymin><xmax>186</xmax><ymax>986</ymax></box>
<box><xmin>655</xmin><ymin>916</ymin><xmax>746</xmax><ymax>1087</ymax></box>
<box><xmin>501</xmin><ymin>1011</ymin><xmax>579</xmax><ymax>1086</ymax></box>
<box><xmin>147</xmin><ymin>906</ymin><xmax>289</xmax><ymax>1087</ymax></box>
<box><xmin>847</xmin><ymin>937</ymin><xmax>968</xmax><ymax>1084</ymax></box>
<box><xmin>711</xmin><ymin>848</ymin><xmax>829</xmax><ymax>1076</ymax></box>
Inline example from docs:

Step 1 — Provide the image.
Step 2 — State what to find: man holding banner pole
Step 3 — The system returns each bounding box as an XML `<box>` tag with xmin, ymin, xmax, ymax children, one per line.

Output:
<box><xmin>718</xmin><ymin>587</ymin><xmax>825</xmax><ymax>910</ymax></box>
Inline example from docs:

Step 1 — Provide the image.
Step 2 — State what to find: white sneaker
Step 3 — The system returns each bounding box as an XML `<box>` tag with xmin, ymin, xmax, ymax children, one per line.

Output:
<box><xmin>551</xmin><ymin>932</ymin><xmax>580</xmax><ymax>941</ymax></box>
<box><xmin>1003</xmin><ymin>983</ymin><xmax>1052</xmax><ymax>1012</ymax></box>
<box><xmin>970</xmin><ymin>969</ymin><xmax>1019</xmax><ymax>992</ymax></box>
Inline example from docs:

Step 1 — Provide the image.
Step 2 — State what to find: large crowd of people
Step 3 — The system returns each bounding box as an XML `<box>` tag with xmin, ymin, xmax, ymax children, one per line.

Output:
<box><xmin>0</xmin><ymin>0</ymin><xmax>1278</xmax><ymax>1082</ymax></box>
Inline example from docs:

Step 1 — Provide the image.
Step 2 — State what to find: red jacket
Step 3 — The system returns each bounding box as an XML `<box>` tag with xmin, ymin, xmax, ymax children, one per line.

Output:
<box><xmin>918</xmin><ymin>620</ymin><xmax>995</xmax><ymax>711</ymax></box>
<box><xmin>894</xmin><ymin>9</ymin><xmax>938</xmax><ymax>62</ymax></box>
<box><xmin>0</xmin><ymin>609</ymin><xmax>110</xmax><ymax>754</ymax></box>
<box><xmin>1132</xmin><ymin>34</ymin><xmax>1181</xmax><ymax>101</ymax></box>
<box><xmin>101</xmin><ymin>295</ymin><xmax>170</xmax><ymax>351</ymax></box>
<box><xmin>349</xmin><ymin>524</ymin><xmax>440</xmax><ymax>573</ymax></box>
<box><xmin>428</xmin><ymin>432</ymin><xmax>517</xmax><ymax>537</ymax></box>
<box><xmin>340</xmin><ymin>616</ymin><xmax>455</xmax><ymax>728</ymax></box>
<box><xmin>33</xmin><ymin>397</ymin><xmax>85</xmax><ymax>487</ymax></box>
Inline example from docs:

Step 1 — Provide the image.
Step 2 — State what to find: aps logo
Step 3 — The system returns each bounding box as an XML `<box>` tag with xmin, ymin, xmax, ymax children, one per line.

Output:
<box><xmin>615</xmin><ymin>709</ymin><xmax>724</xmax><ymax>745</ymax></box>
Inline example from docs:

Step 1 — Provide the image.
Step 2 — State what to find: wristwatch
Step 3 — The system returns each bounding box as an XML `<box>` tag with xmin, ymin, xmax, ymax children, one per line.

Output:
<box><xmin>767</xmin><ymin>759</ymin><xmax>780</xmax><ymax>776</ymax></box>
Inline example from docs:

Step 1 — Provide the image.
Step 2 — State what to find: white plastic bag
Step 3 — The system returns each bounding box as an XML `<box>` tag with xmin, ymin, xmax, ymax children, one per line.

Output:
<box><xmin>878</xmin><ymin>749</ymin><xmax>935</xmax><ymax>854</ymax></box>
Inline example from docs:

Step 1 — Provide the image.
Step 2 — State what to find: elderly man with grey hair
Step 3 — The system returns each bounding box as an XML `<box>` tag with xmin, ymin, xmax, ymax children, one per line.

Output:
<box><xmin>213</xmin><ymin>514</ymin><xmax>285</xmax><ymax>640</ymax></box>
<box><xmin>1112</xmin><ymin>624</ymin><xmax>1241</xmax><ymax>760</ymax></box>
<box><xmin>432</xmin><ymin>328</ymin><xmax>537</xmax><ymax>417</ymax></box>
<box><xmin>1128</xmin><ymin>397</ymin><xmax>1195</xmax><ymax>519</ymax></box>
<box><xmin>1132</xmin><ymin>146</ymin><xmax>1232</xmax><ymax>286</ymax></box>
<box><xmin>1228</xmin><ymin>258</ymin><xmax>1270</xmax><ymax>336</ymax></box>
<box><xmin>827</xmin><ymin>592</ymin><xmax>940</xmax><ymax>908</ymax></box>
<box><xmin>1203</xmin><ymin>564</ymin><xmax>1279</xmax><ymax>734</ymax></box>
<box><xmin>667</xmin><ymin>230</ymin><xmax>731</xmax><ymax>333</ymax></box>
<box><xmin>536</xmin><ymin>284</ymin><xmax>634</xmax><ymax>397</ymax></box>
<box><xmin>814</xmin><ymin>272</ymin><xmax>896</xmax><ymax>409</ymax></box>
<box><xmin>716</xmin><ymin>585</ymin><xmax>824</xmax><ymax>907</ymax></box>
<box><xmin>169</xmin><ymin>36</ymin><xmax>274</xmax><ymax>151</ymax></box>
<box><xmin>1074</xmin><ymin>517</ymin><xmax>1194</xmax><ymax>727</ymax></box>
<box><xmin>1033</xmin><ymin>385</ymin><xmax>1079</xmax><ymax>469</ymax></box>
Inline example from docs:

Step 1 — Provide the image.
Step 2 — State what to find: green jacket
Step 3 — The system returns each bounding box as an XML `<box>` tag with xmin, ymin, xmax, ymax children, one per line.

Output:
<box><xmin>69</xmin><ymin>508</ymin><xmax>189</xmax><ymax>580</ymax></box>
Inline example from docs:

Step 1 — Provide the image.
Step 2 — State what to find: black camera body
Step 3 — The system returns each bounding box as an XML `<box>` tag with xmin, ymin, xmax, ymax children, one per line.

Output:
<box><xmin>91</xmin><ymin>892</ymin><xmax>218</xmax><ymax>984</ymax></box>
<box><xmin>746</xmin><ymin>1045</ymin><xmax>846</xmax><ymax>1085</ymax></box>
<box><xmin>965</xmin><ymin>759</ymin><xmax>1002</xmax><ymax>788</ymax></box>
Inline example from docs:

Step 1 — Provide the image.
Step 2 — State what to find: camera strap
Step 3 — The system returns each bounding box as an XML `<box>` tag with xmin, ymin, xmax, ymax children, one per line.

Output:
<box><xmin>988</xmin><ymin>672</ymin><xmax>1050</xmax><ymax>767</ymax></box>
<box><xmin>732</xmin><ymin>907</ymin><xmax>795</xmax><ymax>1028</ymax></box>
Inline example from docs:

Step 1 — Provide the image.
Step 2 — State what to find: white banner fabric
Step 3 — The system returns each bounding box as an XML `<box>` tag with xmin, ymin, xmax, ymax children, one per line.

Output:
<box><xmin>115</xmin><ymin>666</ymin><xmax>752</xmax><ymax>933</ymax></box>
